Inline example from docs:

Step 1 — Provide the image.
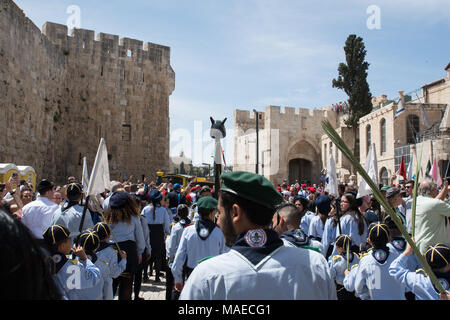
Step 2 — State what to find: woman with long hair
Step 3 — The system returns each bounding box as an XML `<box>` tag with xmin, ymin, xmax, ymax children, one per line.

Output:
<box><xmin>104</xmin><ymin>191</ymin><xmax>145</xmax><ymax>300</ymax></box>
<box><xmin>337</xmin><ymin>191</ymin><xmax>368</xmax><ymax>252</ymax></box>
<box><xmin>142</xmin><ymin>189</ymin><xmax>171</xmax><ymax>283</ymax></box>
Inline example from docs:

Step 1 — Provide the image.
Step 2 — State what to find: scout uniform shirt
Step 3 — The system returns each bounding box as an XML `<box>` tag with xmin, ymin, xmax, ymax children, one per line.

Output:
<box><xmin>179</xmin><ymin>228</ymin><xmax>337</xmax><ymax>300</ymax></box>
<box><xmin>328</xmin><ymin>251</ymin><xmax>359</xmax><ymax>286</ymax></box>
<box><xmin>171</xmin><ymin>218</ymin><xmax>226</xmax><ymax>283</ymax></box>
<box><xmin>95</xmin><ymin>243</ymin><xmax>127</xmax><ymax>300</ymax></box>
<box><xmin>51</xmin><ymin>203</ymin><xmax>94</xmax><ymax>243</ymax></box>
<box><xmin>51</xmin><ymin>253</ymin><xmax>101</xmax><ymax>300</ymax></box>
<box><xmin>166</xmin><ymin>218</ymin><xmax>192</xmax><ymax>264</ymax></box>
<box><xmin>280</xmin><ymin>228</ymin><xmax>323</xmax><ymax>254</ymax></box>
<box><xmin>388</xmin><ymin>253</ymin><xmax>448</xmax><ymax>300</ymax></box>
<box><xmin>354</xmin><ymin>246</ymin><xmax>406</xmax><ymax>300</ymax></box>
<box><xmin>300</xmin><ymin>210</ymin><xmax>315</xmax><ymax>236</ymax></box>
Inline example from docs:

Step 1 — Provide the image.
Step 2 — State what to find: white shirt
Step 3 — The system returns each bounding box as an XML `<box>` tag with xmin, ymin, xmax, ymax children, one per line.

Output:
<box><xmin>21</xmin><ymin>197</ymin><xmax>59</xmax><ymax>239</ymax></box>
<box><xmin>180</xmin><ymin>241</ymin><xmax>336</xmax><ymax>300</ymax></box>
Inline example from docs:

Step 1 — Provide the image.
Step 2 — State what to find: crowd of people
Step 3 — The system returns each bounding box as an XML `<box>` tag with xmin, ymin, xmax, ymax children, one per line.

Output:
<box><xmin>1</xmin><ymin>170</ymin><xmax>450</xmax><ymax>300</ymax></box>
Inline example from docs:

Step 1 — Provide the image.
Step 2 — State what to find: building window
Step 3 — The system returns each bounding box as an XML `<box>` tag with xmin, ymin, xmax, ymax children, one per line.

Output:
<box><xmin>324</xmin><ymin>143</ymin><xmax>327</xmax><ymax>162</ymax></box>
<box><xmin>406</xmin><ymin>115</ymin><xmax>420</xmax><ymax>144</ymax></box>
<box><xmin>380</xmin><ymin>167</ymin><xmax>389</xmax><ymax>186</ymax></box>
<box><xmin>366</xmin><ymin>124</ymin><xmax>372</xmax><ymax>155</ymax></box>
<box><xmin>380</xmin><ymin>118</ymin><xmax>386</xmax><ymax>155</ymax></box>
<box><xmin>122</xmin><ymin>124</ymin><xmax>131</xmax><ymax>141</ymax></box>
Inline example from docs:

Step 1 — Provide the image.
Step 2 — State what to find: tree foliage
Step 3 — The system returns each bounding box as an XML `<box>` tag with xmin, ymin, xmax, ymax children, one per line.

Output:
<box><xmin>332</xmin><ymin>34</ymin><xmax>373</xmax><ymax>129</ymax></box>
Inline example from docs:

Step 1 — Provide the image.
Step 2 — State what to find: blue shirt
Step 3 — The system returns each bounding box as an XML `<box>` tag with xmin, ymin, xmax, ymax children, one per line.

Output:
<box><xmin>53</xmin><ymin>258</ymin><xmax>101</xmax><ymax>300</ymax></box>
<box><xmin>171</xmin><ymin>222</ymin><xmax>226</xmax><ymax>283</ymax></box>
<box><xmin>300</xmin><ymin>211</ymin><xmax>315</xmax><ymax>235</ymax></box>
<box><xmin>354</xmin><ymin>247</ymin><xmax>405</xmax><ymax>300</ymax></box>
<box><xmin>388</xmin><ymin>253</ymin><xmax>440</xmax><ymax>300</ymax></box>
<box><xmin>108</xmin><ymin>215</ymin><xmax>146</xmax><ymax>255</ymax></box>
<box><xmin>95</xmin><ymin>245</ymin><xmax>127</xmax><ymax>300</ymax></box>
<box><xmin>321</xmin><ymin>218</ymin><xmax>337</xmax><ymax>255</ymax></box>
<box><xmin>142</xmin><ymin>205</ymin><xmax>171</xmax><ymax>236</ymax></box>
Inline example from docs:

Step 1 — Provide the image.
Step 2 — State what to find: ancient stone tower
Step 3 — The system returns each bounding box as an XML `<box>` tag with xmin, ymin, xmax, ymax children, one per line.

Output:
<box><xmin>0</xmin><ymin>0</ymin><xmax>175</xmax><ymax>185</ymax></box>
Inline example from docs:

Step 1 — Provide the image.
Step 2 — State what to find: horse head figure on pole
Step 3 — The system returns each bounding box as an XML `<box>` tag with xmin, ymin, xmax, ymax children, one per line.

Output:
<box><xmin>210</xmin><ymin>117</ymin><xmax>227</xmax><ymax>199</ymax></box>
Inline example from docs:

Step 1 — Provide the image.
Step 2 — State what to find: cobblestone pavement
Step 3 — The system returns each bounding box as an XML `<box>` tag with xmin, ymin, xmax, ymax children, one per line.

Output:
<box><xmin>114</xmin><ymin>273</ymin><xmax>167</xmax><ymax>301</ymax></box>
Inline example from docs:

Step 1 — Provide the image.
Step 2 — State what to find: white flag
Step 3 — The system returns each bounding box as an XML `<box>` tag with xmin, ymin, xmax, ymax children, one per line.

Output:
<box><xmin>406</xmin><ymin>157</ymin><xmax>413</xmax><ymax>180</ymax></box>
<box><xmin>81</xmin><ymin>157</ymin><xmax>90</xmax><ymax>195</ymax></box>
<box><xmin>419</xmin><ymin>104</ymin><xmax>432</xmax><ymax>130</ymax></box>
<box><xmin>87</xmin><ymin>138</ymin><xmax>111</xmax><ymax>196</ymax></box>
<box><xmin>324</xmin><ymin>154</ymin><xmax>339</xmax><ymax>197</ymax></box>
<box><xmin>357</xmin><ymin>143</ymin><xmax>378</xmax><ymax>199</ymax></box>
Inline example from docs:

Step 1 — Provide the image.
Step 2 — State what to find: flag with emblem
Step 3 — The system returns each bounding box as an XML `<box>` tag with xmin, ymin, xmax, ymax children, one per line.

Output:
<box><xmin>394</xmin><ymin>98</ymin><xmax>405</xmax><ymax>121</ymax></box>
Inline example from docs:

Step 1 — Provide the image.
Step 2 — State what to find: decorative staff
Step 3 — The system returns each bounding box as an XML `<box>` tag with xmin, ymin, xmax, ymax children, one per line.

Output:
<box><xmin>210</xmin><ymin>117</ymin><xmax>227</xmax><ymax>199</ymax></box>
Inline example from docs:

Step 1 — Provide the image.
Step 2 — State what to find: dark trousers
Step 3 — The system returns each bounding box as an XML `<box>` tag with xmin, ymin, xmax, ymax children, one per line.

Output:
<box><xmin>336</xmin><ymin>282</ymin><xmax>359</xmax><ymax>300</ymax></box>
<box><xmin>112</xmin><ymin>240</ymin><xmax>137</xmax><ymax>300</ymax></box>
<box><xmin>149</xmin><ymin>224</ymin><xmax>165</xmax><ymax>279</ymax></box>
<box><xmin>134</xmin><ymin>251</ymin><xmax>150</xmax><ymax>299</ymax></box>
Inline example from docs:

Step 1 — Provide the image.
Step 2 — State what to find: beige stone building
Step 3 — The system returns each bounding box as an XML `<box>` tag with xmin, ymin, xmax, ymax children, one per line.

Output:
<box><xmin>358</xmin><ymin>64</ymin><xmax>449</xmax><ymax>186</ymax></box>
<box><xmin>234</xmin><ymin>106</ymin><xmax>342</xmax><ymax>185</ymax></box>
<box><xmin>234</xmin><ymin>63</ymin><xmax>449</xmax><ymax>187</ymax></box>
<box><xmin>0</xmin><ymin>0</ymin><xmax>175</xmax><ymax>185</ymax></box>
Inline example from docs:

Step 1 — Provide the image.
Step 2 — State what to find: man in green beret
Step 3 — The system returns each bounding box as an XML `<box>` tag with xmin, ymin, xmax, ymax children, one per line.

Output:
<box><xmin>179</xmin><ymin>171</ymin><xmax>336</xmax><ymax>300</ymax></box>
<box><xmin>171</xmin><ymin>196</ymin><xmax>226</xmax><ymax>294</ymax></box>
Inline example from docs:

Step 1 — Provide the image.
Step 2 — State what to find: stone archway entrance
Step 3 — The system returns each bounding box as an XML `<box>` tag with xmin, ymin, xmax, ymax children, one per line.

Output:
<box><xmin>289</xmin><ymin>158</ymin><xmax>313</xmax><ymax>185</ymax></box>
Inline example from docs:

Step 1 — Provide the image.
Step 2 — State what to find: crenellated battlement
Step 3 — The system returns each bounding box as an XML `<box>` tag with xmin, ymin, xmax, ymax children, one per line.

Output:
<box><xmin>235</xmin><ymin>105</ymin><xmax>338</xmax><ymax>129</ymax></box>
<box><xmin>0</xmin><ymin>0</ymin><xmax>174</xmax><ymax>184</ymax></box>
<box><xmin>41</xmin><ymin>22</ymin><xmax>171</xmax><ymax>67</ymax></box>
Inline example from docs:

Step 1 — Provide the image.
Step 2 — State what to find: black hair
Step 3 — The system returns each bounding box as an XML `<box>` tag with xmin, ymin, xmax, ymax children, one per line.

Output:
<box><xmin>0</xmin><ymin>208</ymin><xmax>62</xmax><ymax>300</ymax></box>
<box><xmin>367</xmin><ymin>223</ymin><xmax>390</xmax><ymax>248</ymax></box>
<box><xmin>219</xmin><ymin>190</ymin><xmax>275</xmax><ymax>227</ymax></box>
<box><xmin>276</xmin><ymin>203</ymin><xmax>302</xmax><ymax>227</ymax></box>
<box><xmin>342</xmin><ymin>192</ymin><xmax>367</xmax><ymax>236</ymax></box>
<box><xmin>177</xmin><ymin>204</ymin><xmax>189</xmax><ymax>219</ymax></box>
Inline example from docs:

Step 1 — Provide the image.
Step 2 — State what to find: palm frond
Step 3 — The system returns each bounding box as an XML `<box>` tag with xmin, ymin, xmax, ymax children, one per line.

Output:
<box><xmin>321</xmin><ymin>120</ymin><xmax>445</xmax><ymax>294</ymax></box>
<box><xmin>411</xmin><ymin>145</ymin><xmax>423</xmax><ymax>238</ymax></box>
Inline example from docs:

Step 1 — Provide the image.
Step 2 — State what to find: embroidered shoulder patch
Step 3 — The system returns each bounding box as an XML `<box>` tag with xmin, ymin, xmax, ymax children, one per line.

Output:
<box><xmin>245</xmin><ymin>229</ymin><xmax>267</xmax><ymax>248</ymax></box>
<box><xmin>199</xmin><ymin>228</ymin><xmax>209</xmax><ymax>238</ymax></box>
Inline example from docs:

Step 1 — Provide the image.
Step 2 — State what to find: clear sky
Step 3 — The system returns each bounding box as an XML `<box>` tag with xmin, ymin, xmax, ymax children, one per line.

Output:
<box><xmin>14</xmin><ymin>0</ymin><xmax>450</xmax><ymax>166</ymax></box>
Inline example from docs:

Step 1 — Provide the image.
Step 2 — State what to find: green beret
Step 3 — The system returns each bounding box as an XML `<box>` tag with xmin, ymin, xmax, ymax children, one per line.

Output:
<box><xmin>197</xmin><ymin>196</ymin><xmax>218</xmax><ymax>214</ymax></box>
<box><xmin>220</xmin><ymin>171</ymin><xmax>282</xmax><ymax>209</ymax></box>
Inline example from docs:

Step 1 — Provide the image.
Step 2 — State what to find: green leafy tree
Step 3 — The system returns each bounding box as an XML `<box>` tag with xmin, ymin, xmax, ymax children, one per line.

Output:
<box><xmin>332</xmin><ymin>34</ymin><xmax>372</xmax><ymax>165</ymax></box>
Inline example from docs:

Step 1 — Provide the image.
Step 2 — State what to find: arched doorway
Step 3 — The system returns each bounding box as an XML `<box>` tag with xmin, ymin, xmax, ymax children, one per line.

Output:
<box><xmin>380</xmin><ymin>167</ymin><xmax>389</xmax><ymax>186</ymax></box>
<box><xmin>289</xmin><ymin>158</ymin><xmax>313</xmax><ymax>185</ymax></box>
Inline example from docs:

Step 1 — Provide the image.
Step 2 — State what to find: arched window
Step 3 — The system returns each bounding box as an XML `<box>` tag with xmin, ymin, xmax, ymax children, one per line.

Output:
<box><xmin>380</xmin><ymin>118</ymin><xmax>386</xmax><ymax>155</ymax></box>
<box><xmin>406</xmin><ymin>115</ymin><xmax>420</xmax><ymax>144</ymax></box>
<box><xmin>380</xmin><ymin>167</ymin><xmax>389</xmax><ymax>186</ymax></box>
<box><xmin>366</xmin><ymin>125</ymin><xmax>372</xmax><ymax>155</ymax></box>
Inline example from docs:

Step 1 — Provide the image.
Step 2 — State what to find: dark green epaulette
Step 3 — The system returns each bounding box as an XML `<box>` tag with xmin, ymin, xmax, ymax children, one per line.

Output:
<box><xmin>197</xmin><ymin>256</ymin><xmax>215</xmax><ymax>265</ymax></box>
